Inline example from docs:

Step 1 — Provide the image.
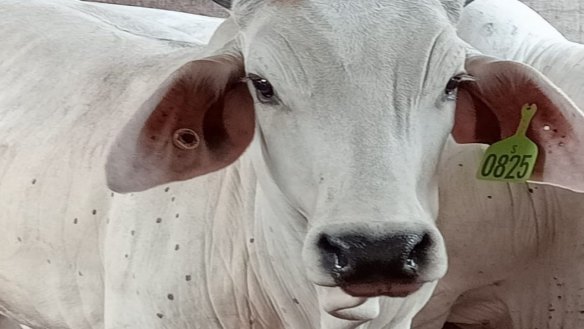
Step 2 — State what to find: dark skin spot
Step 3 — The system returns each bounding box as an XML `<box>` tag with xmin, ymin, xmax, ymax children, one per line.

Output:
<box><xmin>156</xmin><ymin>313</ymin><xmax>164</xmax><ymax>319</ymax></box>
<box><xmin>292</xmin><ymin>298</ymin><xmax>299</xmax><ymax>304</ymax></box>
<box><xmin>47</xmin><ymin>259</ymin><xmax>51</xmax><ymax>264</ymax></box>
<box><xmin>458</xmin><ymin>163</ymin><xmax>464</xmax><ymax>167</ymax></box>
<box><xmin>125</xmin><ymin>254</ymin><xmax>129</xmax><ymax>258</ymax></box>
<box><xmin>17</xmin><ymin>237</ymin><xmax>22</xmax><ymax>242</ymax></box>
<box><xmin>250</xmin><ymin>238</ymin><xmax>255</xmax><ymax>243</ymax></box>
<box><xmin>171</xmin><ymin>197</ymin><xmax>176</xmax><ymax>202</ymax></box>
<box><xmin>186</xmin><ymin>275</ymin><xmax>192</xmax><ymax>281</ymax></box>
<box><xmin>79</xmin><ymin>271</ymin><xmax>83</xmax><ymax>277</ymax></box>
<box><xmin>167</xmin><ymin>294</ymin><xmax>174</xmax><ymax>301</ymax></box>
<box><xmin>131</xmin><ymin>230</ymin><xmax>135</xmax><ymax>236</ymax></box>
<box><xmin>175</xmin><ymin>244</ymin><xmax>180</xmax><ymax>251</ymax></box>
<box><xmin>74</xmin><ymin>218</ymin><xmax>78</xmax><ymax>224</ymax></box>
<box><xmin>165</xmin><ymin>187</ymin><xmax>170</xmax><ymax>192</ymax></box>
<box><xmin>487</xmin><ymin>195</ymin><xmax>493</xmax><ymax>199</ymax></box>
<box><xmin>156</xmin><ymin>218</ymin><xmax>162</xmax><ymax>223</ymax></box>
<box><xmin>31</xmin><ymin>179</ymin><xmax>36</xmax><ymax>185</ymax></box>
<box><xmin>92</xmin><ymin>210</ymin><xmax>97</xmax><ymax>215</ymax></box>
<box><xmin>528</xmin><ymin>188</ymin><xmax>534</xmax><ymax>193</ymax></box>
<box><xmin>175</xmin><ymin>213</ymin><xmax>180</xmax><ymax>218</ymax></box>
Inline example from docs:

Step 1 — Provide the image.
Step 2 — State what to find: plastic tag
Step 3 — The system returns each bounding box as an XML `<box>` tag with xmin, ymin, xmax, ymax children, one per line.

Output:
<box><xmin>477</xmin><ymin>104</ymin><xmax>539</xmax><ymax>182</ymax></box>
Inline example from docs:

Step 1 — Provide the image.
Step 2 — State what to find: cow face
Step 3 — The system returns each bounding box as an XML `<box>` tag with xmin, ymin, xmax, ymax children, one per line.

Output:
<box><xmin>105</xmin><ymin>0</ymin><xmax>584</xmax><ymax>325</ymax></box>
<box><xmin>107</xmin><ymin>0</ymin><xmax>464</xmax><ymax>321</ymax></box>
<box><xmin>233</xmin><ymin>0</ymin><xmax>462</xmax><ymax>299</ymax></box>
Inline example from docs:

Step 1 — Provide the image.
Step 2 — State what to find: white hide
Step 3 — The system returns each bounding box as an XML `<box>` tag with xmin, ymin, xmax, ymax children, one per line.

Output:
<box><xmin>3</xmin><ymin>1</ymin><xmax>582</xmax><ymax>329</ymax></box>
<box><xmin>0</xmin><ymin>1</ymin><xmax>212</xmax><ymax>328</ymax></box>
<box><xmin>0</xmin><ymin>0</ymin><xmax>466</xmax><ymax>328</ymax></box>
<box><xmin>89</xmin><ymin>2</ymin><xmax>224</xmax><ymax>44</ymax></box>
<box><xmin>413</xmin><ymin>1</ymin><xmax>584</xmax><ymax>328</ymax></box>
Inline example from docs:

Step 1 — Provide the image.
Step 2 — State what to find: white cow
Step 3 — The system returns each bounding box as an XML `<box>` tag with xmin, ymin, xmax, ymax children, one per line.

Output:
<box><xmin>1</xmin><ymin>0</ymin><xmax>583</xmax><ymax>329</ymax></box>
<box><xmin>414</xmin><ymin>0</ymin><xmax>584</xmax><ymax>328</ymax></box>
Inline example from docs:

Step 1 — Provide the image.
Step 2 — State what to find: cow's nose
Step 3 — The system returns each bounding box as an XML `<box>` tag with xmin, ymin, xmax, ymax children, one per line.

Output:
<box><xmin>317</xmin><ymin>232</ymin><xmax>431</xmax><ymax>283</ymax></box>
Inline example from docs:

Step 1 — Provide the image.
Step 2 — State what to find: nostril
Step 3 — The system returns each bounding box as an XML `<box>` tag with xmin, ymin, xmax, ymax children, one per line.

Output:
<box><xmin>318</xmin><ymin>234</ymin><xmax>350</xmax><ymax>272</ymax></box>
<box><xmin>404</xmin><ymin>233</ymin><xmax>432</xmax><ymax>273</ymax></box>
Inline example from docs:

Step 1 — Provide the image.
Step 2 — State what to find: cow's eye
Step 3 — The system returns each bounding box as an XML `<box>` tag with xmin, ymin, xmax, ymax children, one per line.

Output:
<box><xmin>248</xmin><ymin>73</ymin><xmax>276</xmax><ymax>103</ymax></box>
<box><xmin>444</xmin><ymin>73</ymin><xmax>474</xmax><ymax>101</ymax></box>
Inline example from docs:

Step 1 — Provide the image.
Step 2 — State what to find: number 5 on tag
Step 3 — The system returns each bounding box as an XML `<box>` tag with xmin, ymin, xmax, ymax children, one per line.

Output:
<box><xmin>477</xmin><ymin>104</ymin><xmax>539</xmax><ymax>182</ymax></box>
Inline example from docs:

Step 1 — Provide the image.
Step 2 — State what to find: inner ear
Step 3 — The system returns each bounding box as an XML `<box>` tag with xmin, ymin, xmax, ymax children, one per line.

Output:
<box><xmin>106</xmin><ymin>56</ymin><xmax>255</xmax><ymax>193</ymax></box>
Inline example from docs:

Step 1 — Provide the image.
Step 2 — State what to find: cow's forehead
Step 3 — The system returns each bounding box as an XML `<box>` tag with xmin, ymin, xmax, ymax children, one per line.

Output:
<box><xmin>257</xmin><ymin>1</ymin><xmax>453</xmax><ymax>33</ymax></box>
<box><xmin>242</xmin><ymin>1</ymin><xmax>465</xmax><ymax>100</ymax></box>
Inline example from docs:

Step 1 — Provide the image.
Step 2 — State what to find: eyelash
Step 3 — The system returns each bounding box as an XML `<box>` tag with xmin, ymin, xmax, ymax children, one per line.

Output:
<box><xmin>444</xmin><ymin>73</ymin><xmax>475</xmax><ymax>100</ymax></box>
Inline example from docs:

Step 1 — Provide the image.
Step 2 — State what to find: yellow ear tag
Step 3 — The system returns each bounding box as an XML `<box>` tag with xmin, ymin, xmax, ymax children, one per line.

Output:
<box><xmin>477</xmin><ymin>104</ymin><xmax>539</xmax><ymax>182</ymax></box>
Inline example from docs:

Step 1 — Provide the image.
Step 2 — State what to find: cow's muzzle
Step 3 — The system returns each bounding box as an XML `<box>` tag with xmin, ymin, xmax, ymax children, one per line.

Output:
<box><xmin>317</xmin><ymin>232</ymin><xmax>430</xmax><ymax>297</ymax></box>
<box><xmin>303</xmin><ymin>223</ymin><xmax>447</xmax><ymax>298</ymax></box>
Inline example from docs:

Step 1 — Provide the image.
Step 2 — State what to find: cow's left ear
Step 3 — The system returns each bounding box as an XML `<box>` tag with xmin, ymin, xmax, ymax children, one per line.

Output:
<box><xmin>106</xmin><ymin>55</ymin><xmax>255</xmax><ymax>193</ymax></box>
<box><xmin>453</xmin><ymin>55</ymin><xmax>584</xmax><ymax>192</ymax></box>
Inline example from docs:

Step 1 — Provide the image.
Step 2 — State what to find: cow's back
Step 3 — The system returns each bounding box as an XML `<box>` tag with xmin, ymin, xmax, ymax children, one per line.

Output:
<box><xmin>0</xmin><ymin>1</ymin><xmax>209</xmax><ymax>327</ymax></box>
<box><xmin>458</xmin><ymin>0</ymin><xmax>584</xmax><ymax>116</ymax></box>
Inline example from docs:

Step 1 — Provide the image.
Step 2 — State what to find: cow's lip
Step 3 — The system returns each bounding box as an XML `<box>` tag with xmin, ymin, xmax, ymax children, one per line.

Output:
<box><xmin>340</xmin><ymin>282</ymin><xmax>424</xmax><ymax>298</ymax></box>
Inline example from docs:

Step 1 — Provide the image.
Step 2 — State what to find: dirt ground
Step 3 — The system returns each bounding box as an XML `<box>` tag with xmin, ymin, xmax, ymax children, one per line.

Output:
<box><xmin>89</xmin><ymin>0</ymin><xmax>584</xmax><ymax>42</ymax></box>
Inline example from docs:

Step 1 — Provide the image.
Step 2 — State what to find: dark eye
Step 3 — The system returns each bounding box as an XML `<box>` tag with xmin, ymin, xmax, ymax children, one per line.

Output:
<box><xmin>444</xmin><ymin>74</ymin><xmax>474</xmax><ymax>100</ymax></box>
<box><xmin>248</xmin><ymin>73</ymin><xmax>275</xmax><ymax>103</ymax></box>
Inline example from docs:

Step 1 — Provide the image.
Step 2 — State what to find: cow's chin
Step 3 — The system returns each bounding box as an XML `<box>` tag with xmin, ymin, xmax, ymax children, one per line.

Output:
<box><xmin>340</xmin><ymin>282</ymin><xmax>424</xmax><ymax>298</ymax></box>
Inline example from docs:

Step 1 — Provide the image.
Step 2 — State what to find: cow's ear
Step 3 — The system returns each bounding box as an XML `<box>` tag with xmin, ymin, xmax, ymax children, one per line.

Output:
<box><xmin>106</xmin><ymin>55</ymin><xmax>255</xmax><ymax>193</ymax></box>
<box><xmin>453</xmin><ymin>55</ymin><xmax>584</xmax><ymax>192</ymax></box>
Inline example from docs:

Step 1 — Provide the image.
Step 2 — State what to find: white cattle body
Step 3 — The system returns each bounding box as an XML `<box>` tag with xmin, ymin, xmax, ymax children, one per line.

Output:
<box><xmin>2</xmin><ymin>0</ymin><xmax>584</xmax><ymax>329</ymax></box>
<box><xmin>414</xmin><ymin>0</ymin><xmax>584</xmax><ymax>328</ymax></box>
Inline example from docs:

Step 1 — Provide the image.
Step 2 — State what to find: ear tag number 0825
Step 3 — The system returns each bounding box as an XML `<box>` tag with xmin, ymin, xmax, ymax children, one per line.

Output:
<box><xmin>477</xmin><ymin>104</ymin><xmax>539</xmax><ymax>182</ymax></box>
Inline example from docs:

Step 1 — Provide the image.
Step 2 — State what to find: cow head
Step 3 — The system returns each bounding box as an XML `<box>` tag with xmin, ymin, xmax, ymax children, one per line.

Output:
<box><xmin>106</xmin><ymin>0</ymin><xmax>584</xmax><ymax>326</ymax></box>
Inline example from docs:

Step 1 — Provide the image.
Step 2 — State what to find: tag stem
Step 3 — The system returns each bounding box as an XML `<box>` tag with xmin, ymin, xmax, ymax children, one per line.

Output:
<box><xmin>515</xmin><ymin>104</ymin><xmax>538</xmax><ymax>137</ymax></box>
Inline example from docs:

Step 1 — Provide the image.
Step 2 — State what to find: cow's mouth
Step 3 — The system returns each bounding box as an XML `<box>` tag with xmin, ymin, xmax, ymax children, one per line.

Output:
<box><xmin>340</xmin><ymin>282</ymin><xmax>424</xmax><ymax>298</ymax></box>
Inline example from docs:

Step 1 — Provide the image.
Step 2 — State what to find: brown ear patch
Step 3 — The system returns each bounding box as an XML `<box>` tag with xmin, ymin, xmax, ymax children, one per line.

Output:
<box><xmin>106</xmin><ymin>57</ymin><xmax>255</xmax><ymax>193</ymax></box>
<box><xmin>137</xmin><ymin>61</ymin><xmax>254</xmax><ymax>182</ymax></box>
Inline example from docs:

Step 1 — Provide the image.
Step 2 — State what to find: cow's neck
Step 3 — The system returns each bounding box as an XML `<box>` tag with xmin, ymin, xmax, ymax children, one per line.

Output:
<box><xmin>447</xmin><ymin>183</ymin><xmax>584</xmax><ymax>329</ymax></box>
<box><xmin>208</xmin><ymin>146</ymin><xmax>322</xmax><ymax>329</ymax></box>
<box><xmin>500</xmin><ymin>183</ymin><xmax>584</xmax><ymax>329</ymax></box>
<box><xmin>438</xmin><ymin>141</ymin><xmax>584</xmax><ymax>327</ymax></box>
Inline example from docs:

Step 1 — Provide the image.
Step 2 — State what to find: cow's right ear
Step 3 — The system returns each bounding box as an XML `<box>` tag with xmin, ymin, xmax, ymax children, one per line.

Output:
<box><xmin>106</xmin><ymin>55</ymin><xmax>255</xmax><ymax>193</ymax></box>
<box><xmin>453</xmin><ymin>55</ymin><xmax>584</xmax><ymax>192</ymax></box>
